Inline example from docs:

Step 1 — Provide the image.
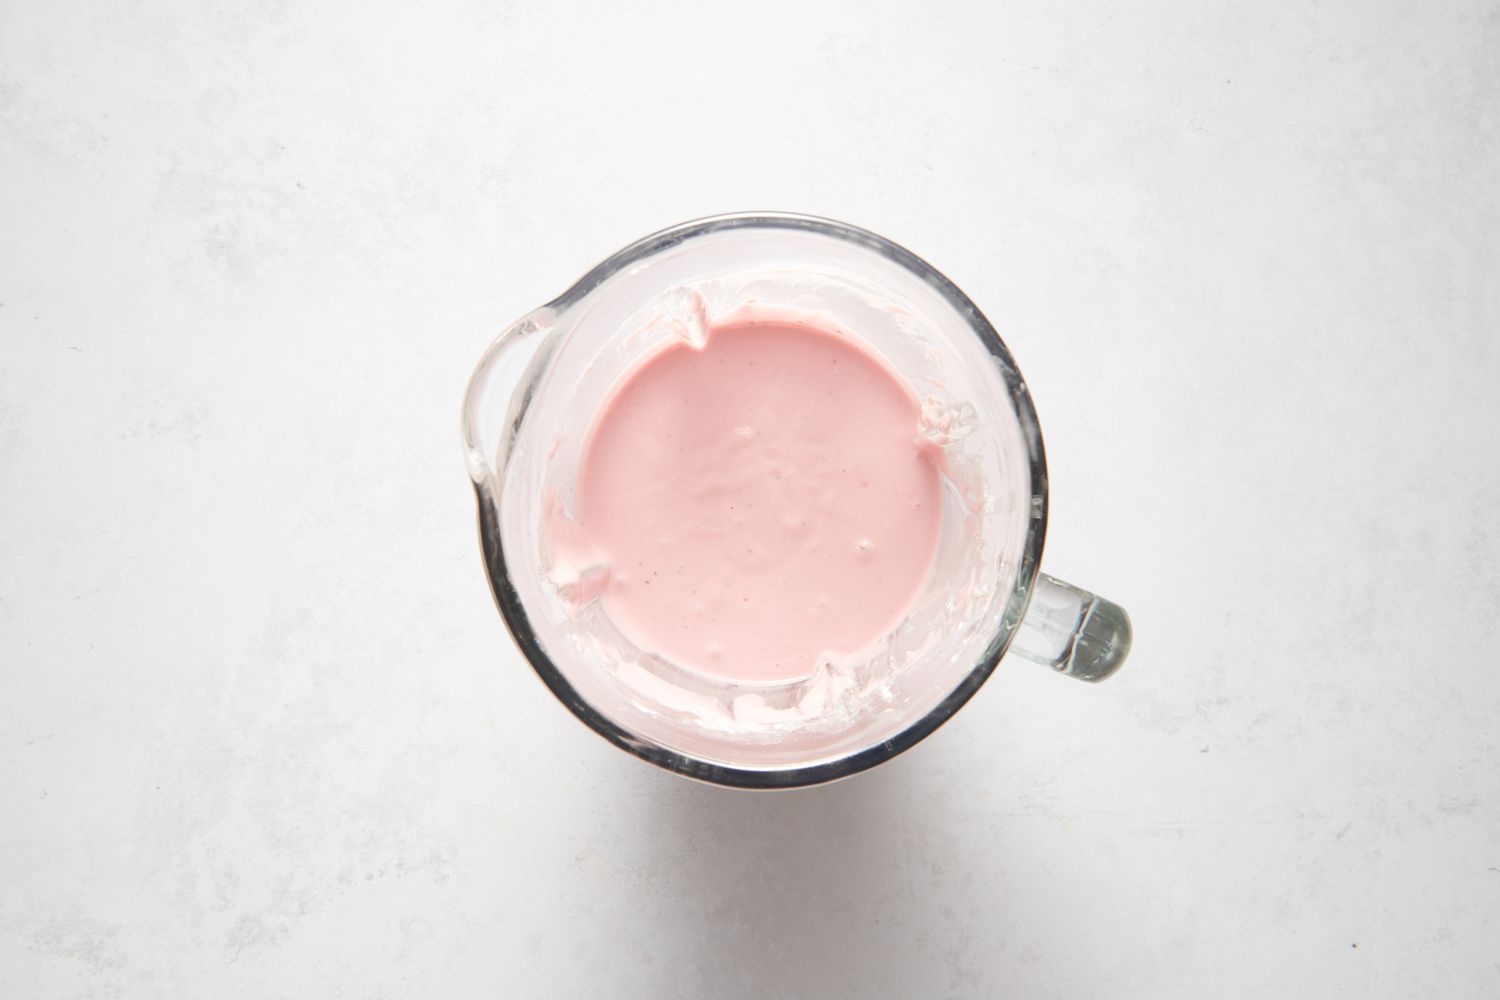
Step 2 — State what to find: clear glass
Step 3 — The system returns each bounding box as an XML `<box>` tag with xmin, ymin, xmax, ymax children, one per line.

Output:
<box><xmin>462</xmin><ymin>213</ymin><xmax>1131</xmax><ymax>788</ymax></box>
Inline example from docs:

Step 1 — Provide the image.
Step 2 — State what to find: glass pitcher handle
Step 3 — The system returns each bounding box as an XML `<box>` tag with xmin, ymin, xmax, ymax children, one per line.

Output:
<box><xmin>1008</xmin><ymin>574</ymin><xmax>1132</xmax><ymax>681</ymax></box>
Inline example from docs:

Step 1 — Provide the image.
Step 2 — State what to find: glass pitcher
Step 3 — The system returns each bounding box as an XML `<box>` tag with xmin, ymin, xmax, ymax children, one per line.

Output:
<box><xmin>462</xmin><ymin>213</ymin><xmax>1131</xmax><ymax>788</ymax></box>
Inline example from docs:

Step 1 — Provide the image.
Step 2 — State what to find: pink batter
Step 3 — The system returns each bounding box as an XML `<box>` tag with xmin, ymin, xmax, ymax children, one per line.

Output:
<box><xmin>572</xmin><ymin>313</ymin><xmax>943</xmax><ymax>684</ymax></box>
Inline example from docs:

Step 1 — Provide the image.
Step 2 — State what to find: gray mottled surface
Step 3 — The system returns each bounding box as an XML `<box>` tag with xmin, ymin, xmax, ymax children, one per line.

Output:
<box><xmin>2</xmin><ymin>1</ymin><xmax>1498</xmax><ymax>996</ymax></box>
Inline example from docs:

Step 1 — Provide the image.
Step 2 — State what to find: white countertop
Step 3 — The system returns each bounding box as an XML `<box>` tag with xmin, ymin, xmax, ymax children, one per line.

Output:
<box><xmin>3</xmin><ymin>1</ymin><xmax>1497</xmax><ymax>996</ymax></box>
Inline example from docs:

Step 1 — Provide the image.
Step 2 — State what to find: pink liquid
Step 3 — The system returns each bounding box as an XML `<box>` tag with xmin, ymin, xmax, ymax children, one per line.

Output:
<box><xmin>573</xmin><ymin>314</ymin><xmax>943</xmax><ymax>684</ymax></box>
